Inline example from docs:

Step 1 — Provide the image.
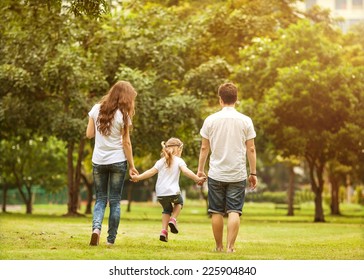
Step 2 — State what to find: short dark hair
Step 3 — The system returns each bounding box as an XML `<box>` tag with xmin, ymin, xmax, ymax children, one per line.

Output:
<box><xmin>218</xmin><ymin>83</ymin><xmax>237</xmax><ymax>104</ymax></box>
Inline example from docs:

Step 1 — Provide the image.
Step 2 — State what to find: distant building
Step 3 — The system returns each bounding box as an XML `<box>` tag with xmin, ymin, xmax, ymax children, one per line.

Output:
<box><xmin>297</xmin><ymin>0</ymin><xmax>364</xmax><ymax>32</ymax></box>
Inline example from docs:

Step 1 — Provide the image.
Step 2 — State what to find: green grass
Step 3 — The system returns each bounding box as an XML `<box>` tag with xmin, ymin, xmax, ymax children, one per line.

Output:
<box><xmin>0</xmin><ymin>201</ymin><xmax>363</xmax><ymax>260</ymax></box>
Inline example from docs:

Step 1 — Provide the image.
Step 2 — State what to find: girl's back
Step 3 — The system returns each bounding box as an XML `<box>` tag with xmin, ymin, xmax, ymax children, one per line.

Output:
<box><xmin>154</xmin><ymin>156</ymin><xmax>187</xmax><ymax>196</ymax></box>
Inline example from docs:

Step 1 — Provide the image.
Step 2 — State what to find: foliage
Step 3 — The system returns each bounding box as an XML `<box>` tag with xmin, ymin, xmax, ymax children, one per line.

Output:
<box><xmin>235</xmin><ymin>19</ymin><xmax>364</xmax><ymax>221</ymax></box>
<box><xmin>1</xmin><ymin>0</ymin><xmax>363</xmax><ymax>219</ymax></box>
<box><xmin>0</xmin><ymin>137</ymin><xmax>67</xmax><ymax>213</ymax></box>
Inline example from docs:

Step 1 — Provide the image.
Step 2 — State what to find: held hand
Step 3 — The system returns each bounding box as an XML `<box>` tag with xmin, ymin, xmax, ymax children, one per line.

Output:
<box><xmin>248</xmin><ymin>175</ymin><xmax>258</xmax><ymax>190</ymax></box>
<box><xmin>196</xmin><ymin>171</ymin><xmax>207</xmax><ymax>186</ymax></box>
<box><xmin>197</xmin><ymin>176</ymin><xmax>206</xmax><ymax>186</ymax></box>
<box><xmin>130</xmin><ymin>174</ymin><xmax>139</xmax><ymax>183</ymax></box>
<box><xmin>129</xmin><ymin>167</ymin><xmax>139</xmax><ymax>178</ymax></box>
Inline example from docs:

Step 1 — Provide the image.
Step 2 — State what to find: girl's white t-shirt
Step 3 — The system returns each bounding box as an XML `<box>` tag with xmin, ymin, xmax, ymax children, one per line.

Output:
<box><xmin>153</xmin><ymin>156</ymin><xmax>187</xmax><ymax>196</ymax></box>
<box><xmin>88</xmin><ymin>104</ymin><xmax>128</xmax><ymax>164</ymax></box>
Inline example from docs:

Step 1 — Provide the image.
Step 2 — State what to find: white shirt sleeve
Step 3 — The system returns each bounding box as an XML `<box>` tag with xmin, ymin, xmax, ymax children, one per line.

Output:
<box><xmin>200</xmin><ymin>118</ymin><xmax>210</xmax><ymax>139</ymax></box>
<box><xmin>88</xmin><ymin>104</ymin><xmax>99</xmax><ymax>120</ymax></box>
<box><xmin>153</xmin><ymin>158</ymin><xmax>164</xmax><ymax>171</ymax></box>
<box><xmin>246</xmin><ymin>117</ymin><xmax>256</xmax><ymax>140</ymax></box>
<box><xmin>178</xmin><ymin>157</ymin><xmax>187</xmax><ymax>168</ymax></box>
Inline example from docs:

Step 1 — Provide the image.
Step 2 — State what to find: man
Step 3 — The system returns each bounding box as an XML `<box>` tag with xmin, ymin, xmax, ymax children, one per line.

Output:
<box><xmin>197</xmin><ymin>82</ymin><xmax>257</xmax><ymax>253</ymax></box>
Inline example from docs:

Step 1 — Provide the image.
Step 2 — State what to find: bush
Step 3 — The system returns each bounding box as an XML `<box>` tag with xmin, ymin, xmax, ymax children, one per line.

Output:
<box><xmin>354</xmin><ymin>186</ymin><xmax>364</xmax><ymax>205</ymax></box>
<box><xmin>246</xmin><ymin>191</ymin><xmax>287</xmax><ymax>203</ymax></box>
<box><xmin>246</xmin><ymin>190</ymin><xmax>315</xmax><ymax>204</ymax></box>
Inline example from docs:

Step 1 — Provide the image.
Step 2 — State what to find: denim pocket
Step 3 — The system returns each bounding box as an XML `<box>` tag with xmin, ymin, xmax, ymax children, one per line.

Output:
<box><xmin>92</xmin><ymin>163</ymin><xmax>101</xmax><ymax>174</ymax></box>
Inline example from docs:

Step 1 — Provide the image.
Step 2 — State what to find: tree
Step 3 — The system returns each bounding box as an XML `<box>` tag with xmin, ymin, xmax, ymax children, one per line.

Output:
<box><xmin>0</xmin><ymin>137</ymin><xmax>67</xmax><ymax>214</ymax></box>
<box><xmin>0</xmin><ymin>1</ymin><xmax>108</xmax><ymax>215</ymax></box>
<box><xmin>183</xmin><ymin>0</ymin><xmax>299</xmax><ymax>67</ymax></box>
<box><xmin>236</xmin><ymin>20</ymin><xmax>363</xmax><ymax>222</ymax></box>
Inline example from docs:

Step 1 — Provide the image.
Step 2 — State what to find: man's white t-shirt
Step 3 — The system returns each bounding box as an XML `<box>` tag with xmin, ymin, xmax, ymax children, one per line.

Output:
<box><xmin>200</xmin><ymin>106</ymin><xmax>256</xmax><ymax>182</ymax></box>
<box><xmin>88</xmin><ymin>104</ymin><xmax>128</xmax><ymax>164</ymax></box>
<box><xmin>153</xmin><ymin>156</ymin><xmax>187</xmax><ymax>196</ymax></box>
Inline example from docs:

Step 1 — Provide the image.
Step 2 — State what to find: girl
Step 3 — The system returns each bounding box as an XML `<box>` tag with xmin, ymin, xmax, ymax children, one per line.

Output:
<box><xmin>131</xmin><ymin>137</ymin><xmax>205</xmax><ymax>242</ymax></box>
<box><xmin>86</xmin><ymin>81</ymin><xmax>139</xmax><ymax>246</ymax></box>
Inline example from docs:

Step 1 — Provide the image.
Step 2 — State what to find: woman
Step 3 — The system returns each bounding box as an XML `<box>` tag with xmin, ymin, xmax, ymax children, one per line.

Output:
<box><xmin>86</xmin><ymin>81</ymin><xmax>138</xmax><ymax>246</ymax></box>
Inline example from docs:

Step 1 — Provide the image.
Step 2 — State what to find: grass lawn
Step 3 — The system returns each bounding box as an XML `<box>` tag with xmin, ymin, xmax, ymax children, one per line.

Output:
<box><xmin>0</xmin><ymin>201</ymin><xmax>363</xmax><ymax>260</ymax></box>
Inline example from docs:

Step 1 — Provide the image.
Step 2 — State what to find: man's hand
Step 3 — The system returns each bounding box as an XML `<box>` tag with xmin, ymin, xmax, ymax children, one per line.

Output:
<box><xmin>248</xmin><ymin>175</ymin><xmax>258</xmax><ymax>190</ymax></box>
<box><xmin>197</xmin><ymin>171</ymin><xmax>206</xmax><ymax>186</ymax></box>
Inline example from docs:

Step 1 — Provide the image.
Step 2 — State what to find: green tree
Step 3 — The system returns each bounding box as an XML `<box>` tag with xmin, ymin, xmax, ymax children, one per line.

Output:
<box><xmin>0</xmin><ymin>1</ymin><xmax>108</xmax><ymax>215</ymax></box>
<box><xmin>236</xmin><ymin>20</ymin><xmax>363</xmax><ymax>222</ymax></box>
<box><xmin>0</xmin><ymin>137</ymin><xmax>67</xmax><ymax>214</ymax></box>
<box><xmin>89</xmin><ymin>2</ymin><xmax>205</xmax><ymax>157</ymax></box>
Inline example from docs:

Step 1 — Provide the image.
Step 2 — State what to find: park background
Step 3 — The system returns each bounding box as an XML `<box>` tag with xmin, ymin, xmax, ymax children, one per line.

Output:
<box><xmin>0</xmin><ymin>0</ymin><xmax>363</xmax><ymax>260</ymax></box>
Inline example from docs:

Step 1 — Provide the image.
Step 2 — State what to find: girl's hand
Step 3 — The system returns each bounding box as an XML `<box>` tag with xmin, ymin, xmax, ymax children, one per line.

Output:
<box><xmin>197</xmin><ymin>171</ymin><xmax>206</xmax><ymax>186</ymax></box>
<box><xmin>130</xmin><ymin>174</ymin><xmax>139</xmax><ymax>182</ymax></box>
<box><xmin>196</xmin><ymin>176</ymin><xmax>206</xmax><ymax>186</ymax></box>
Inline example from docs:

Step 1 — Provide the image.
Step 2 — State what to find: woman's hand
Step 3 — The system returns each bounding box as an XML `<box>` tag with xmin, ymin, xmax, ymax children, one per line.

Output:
<box><xmin>129</xmin><ymin>167</ymin><xmax>139</xmax><ymax>178</ymax></box>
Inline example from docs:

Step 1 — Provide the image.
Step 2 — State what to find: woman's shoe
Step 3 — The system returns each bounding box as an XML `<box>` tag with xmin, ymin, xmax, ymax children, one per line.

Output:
<box><xmin>89</xmin><ymin>229</ymin><xmax>100</xmax><ymax>246</ymax></box>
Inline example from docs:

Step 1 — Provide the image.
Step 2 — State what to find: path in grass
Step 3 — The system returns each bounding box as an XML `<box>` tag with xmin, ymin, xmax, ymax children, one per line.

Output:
<box><xmin>0</xmin><ymin>202</ymin><xmax>363</xmax><ymax>260</ymax></box>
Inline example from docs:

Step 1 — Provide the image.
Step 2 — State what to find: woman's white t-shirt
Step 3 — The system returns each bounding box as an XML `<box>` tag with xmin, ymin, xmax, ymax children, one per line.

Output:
<box><xmin>88</xmin><ymin>104</ymin><xmax>128</xmax><ymax>164</ymax></box>
<box><xmin>153</xmin><ymin>156</ymin><xmax>187</xmax><ymax>196</ymax></box>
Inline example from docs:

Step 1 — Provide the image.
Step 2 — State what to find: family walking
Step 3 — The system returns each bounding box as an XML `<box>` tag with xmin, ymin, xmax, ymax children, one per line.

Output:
<box><xmin>86</xmin><ymin>81</ymin><xmax>257</xmax><ymax>252</ymax></box>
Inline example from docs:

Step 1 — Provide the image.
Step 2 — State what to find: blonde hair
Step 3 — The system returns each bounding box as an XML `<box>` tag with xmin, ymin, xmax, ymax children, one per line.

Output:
<box><xmin>161</xmin><ymin>137</ymin><xmax>183</xmax><ymax>168</ymax></box>
<box><xmin>97</xmin><ymin>81</ymin><xmax>137</xmax><ymax>138</ymax></box>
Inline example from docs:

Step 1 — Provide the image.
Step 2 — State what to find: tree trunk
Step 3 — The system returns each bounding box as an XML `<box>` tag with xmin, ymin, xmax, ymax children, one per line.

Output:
<box><xmin>314</xmin><ymin>160</ymin><xmax>325</xmax><ymax>222</ymax></box>
<box><xmin>12</xmin><ymin>166</ymin><xmax>33</xmax><ymax>214</ymax></box>
<box><xmin>313</xmin><ymin>191</ymin><xmax>325</xmax><ymax>222</ymax></box>
<box><xmin>66</xmin><ymin>141</ymin><xmax>76</xmax><ymax>215</ymax></box>
<box><xmin>25</xmin><ymin>185</ymin><xmax>32</xmax><ymax>214</ymax></box>
<box><xmin>81</xmin><ymin>172</ymin><xmax>93</xmax><ymax>214</ymax></box>
<box><xmin>16</xmin><ymin>185</ymin><xmax>32</xmax><ymax>214</ymax></box>
<box><xmin>2</xmin><ymin>184</ymin><xmax>8</xmax><ymax>213</ymax></box>
<box><xmin>329</xmin><ymin>170</ymin><xmax>341</xmax><ymax>215</ymax></box>
<box><xmin>127</xmin><ymin>184</ymin><xmax>132</xmax><ymax>212</ymax></box>
<box><xmin>65</xmin><ymin>140</ymin><xmax>85</xmax><ymax>216</ymax></box>
<box><xmin>287</xmin><ymin>165</ymin><xmax>295</xmax><ymax>216</ymax></box>
<box><xmin>74</xmin><ymin>139</ymin><xmax>85</xmax><ymax>211</ymax></box>
<box><xmin>307</xmin><ymin>155</ymin><xmax>325</xmax><ymax>222</ymax></box>
<box><xmin>346</xmin><ymin>174</ymin><xmax>353</xmax><ymax>203</ymax></box>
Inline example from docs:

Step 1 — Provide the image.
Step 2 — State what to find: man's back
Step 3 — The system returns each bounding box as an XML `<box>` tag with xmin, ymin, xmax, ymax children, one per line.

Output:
<box><xmin>200</xmin><ymin>106</ymin><xmax>256</xmax><ymax>182</ymax></box>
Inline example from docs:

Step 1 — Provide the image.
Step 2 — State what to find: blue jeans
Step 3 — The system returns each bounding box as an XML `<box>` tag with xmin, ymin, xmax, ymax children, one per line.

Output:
<box><xmin>92</xmin><ymin>161</ymin><xmax>127</xmax><ymax>244</ymax></box>
<box><xmin>208</xmin><ymin>177</ymin><xmax>246</xmax><ymax>216</ymax></box>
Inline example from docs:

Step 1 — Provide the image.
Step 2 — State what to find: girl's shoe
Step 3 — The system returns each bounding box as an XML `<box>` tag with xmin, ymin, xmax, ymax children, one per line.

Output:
<box><xmin>168</xmin><ymin>217</ymin><xmax>178</xmax><ymax>234</ymax></box>
<box><xmin>89</xmin><ymin>229</ymin><xmax>100</xmax><ymax>246</ymax></box>
<box><xmin>159</xmin><ymin>229</ymin><xmax>168</xmax><ymax>242</ymax></box>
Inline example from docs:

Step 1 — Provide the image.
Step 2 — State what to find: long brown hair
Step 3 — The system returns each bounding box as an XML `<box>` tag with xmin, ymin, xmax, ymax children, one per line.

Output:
<box><xmin>161</xmin><ymin>138</ymin><xmax>183</xmax><ymax>168</ymax></box>
<box><xmin>96</xmin><ymin>81</ymin><xmax>137</xmax><ymax>138</ymax></box>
